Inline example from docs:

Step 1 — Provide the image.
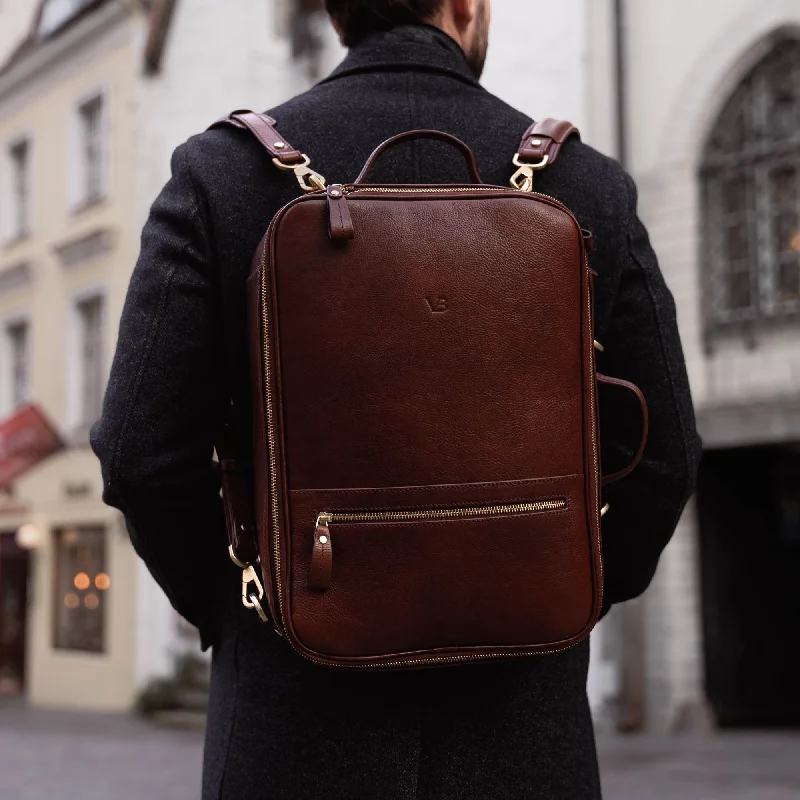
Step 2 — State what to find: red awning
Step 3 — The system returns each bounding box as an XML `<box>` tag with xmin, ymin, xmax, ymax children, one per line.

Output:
<box><xmin>0</xmin><ymin>404</ymin><xmax>63</xmax><ymax>488</ymax></box>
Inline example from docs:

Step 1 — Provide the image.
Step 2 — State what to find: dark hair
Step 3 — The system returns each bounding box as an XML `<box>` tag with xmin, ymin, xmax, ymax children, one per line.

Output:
<box><xmin>325</xmin><ymin>0</ymin><xmax>445</xmax><ymax>46</ymax></box>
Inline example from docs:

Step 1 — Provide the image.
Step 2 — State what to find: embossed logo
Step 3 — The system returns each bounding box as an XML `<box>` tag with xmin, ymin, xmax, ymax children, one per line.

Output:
<box><xmin>426</xmin><ymin>296</ymin><xmax>449</xmax><ymax>313</ymax></box>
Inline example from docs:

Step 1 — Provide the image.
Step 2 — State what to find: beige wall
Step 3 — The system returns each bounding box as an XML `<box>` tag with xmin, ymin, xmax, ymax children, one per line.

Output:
<box><xmin>0</xmin><ymin>14</ymin><xmax>143</xmax><ymax>711</ymax></box>
<box><xmin>0</xmin><ymin>0</ymin><xmax>38</xmax><ymax>67</ymax></box>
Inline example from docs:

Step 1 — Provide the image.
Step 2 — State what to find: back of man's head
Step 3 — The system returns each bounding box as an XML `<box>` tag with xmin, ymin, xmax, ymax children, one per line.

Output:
<box><xmin>325</xmin><ymin>0</ymin><xmax>444</xmax><ymax>47</ymax></box>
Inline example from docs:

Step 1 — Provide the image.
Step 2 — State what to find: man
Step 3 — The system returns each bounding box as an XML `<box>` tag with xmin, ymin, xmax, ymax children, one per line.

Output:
<box><xmin>92</xmin><ymin>1</ymin><xmax>701</xmax><ymax>797</ymax></box>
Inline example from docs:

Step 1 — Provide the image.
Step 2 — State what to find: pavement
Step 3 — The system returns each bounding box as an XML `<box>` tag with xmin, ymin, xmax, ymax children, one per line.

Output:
<box><xmin>1</xmin><ymin>701</ymin><xmax>799</xmax><ymax>799</ymax></box>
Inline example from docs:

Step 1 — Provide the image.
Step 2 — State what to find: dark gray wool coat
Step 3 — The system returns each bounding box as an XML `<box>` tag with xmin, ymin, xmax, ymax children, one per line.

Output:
<box><xmin>91</xmin><ymin>23</ymin><xmax>701</xmax><ymax>800</ymax></box>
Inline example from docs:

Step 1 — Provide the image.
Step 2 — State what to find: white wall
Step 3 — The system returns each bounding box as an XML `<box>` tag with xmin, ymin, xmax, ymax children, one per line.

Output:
<box><xmin>623</xmin><ymin>0</ymin><xmax>800</xmax><ymax>731</ymax></box>
<box><xmin>483</xmin><ymin>0</ymin><xmax>590</xmax><ymax>135</ymax></box>
<box><xmin>136</xmin><ymin>0</ymin><xmax>343</xmax><ymax>234</ymax></box>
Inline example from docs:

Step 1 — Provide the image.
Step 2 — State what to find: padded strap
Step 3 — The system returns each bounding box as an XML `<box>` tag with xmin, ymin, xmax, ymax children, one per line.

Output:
<box><xmin>209</xmin><ymin>110</ymin><xmax>305</xmax><ymax>166</ymax></box>
<box><xmin>597</xmin><ymin>374</ymin><xmax>649</xmax><ymax>486</ymax></box>
<box><xmin>517</xmin><ymin>119</ymin><xmax>580</xmax><ymax>167</ymax></box>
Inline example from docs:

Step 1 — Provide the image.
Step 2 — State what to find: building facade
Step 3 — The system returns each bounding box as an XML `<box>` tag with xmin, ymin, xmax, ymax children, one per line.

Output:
<box><xmin>623</xmin><ymin>0</ymin><xmax>800</xmax><ymax>732</ymax></box>
<box><xmin>1</xmin><ymin>0</ymin><xmax>798</xmax><ymax>726</ymax></box>
<box><xmin>0</xmin><ymin>0</ymin><xmax>339</xmax><ymax>712</ymax></box>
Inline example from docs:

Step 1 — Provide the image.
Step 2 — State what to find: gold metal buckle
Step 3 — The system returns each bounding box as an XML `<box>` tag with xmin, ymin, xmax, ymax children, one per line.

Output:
<box><xmin>510</xmin><ymin>153</ymin><xmax>550</xmax><ymax>193</ymax></box>
<box><xmin>228</xmin><ymin>544</ymin><xmax>269</xmax><ymax>623</ymax></box>
<box><xmin>272</xmin><ymin>155</ymin><xmax>327</xmax><ymax>193</ymax></box>
<box><xmin>242</xmin><ymin>565</ymin><xmax>269</xmax><ymax>623</ymax></box>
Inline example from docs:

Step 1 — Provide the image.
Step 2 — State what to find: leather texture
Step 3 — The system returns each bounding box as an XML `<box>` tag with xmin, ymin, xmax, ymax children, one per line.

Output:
<box><xmin>249</xmin><ymin>176</ymin><xmax>605</xmax><ymax>668</ymax></box>
<box><xmin>214</xmin><ymin>117</ymin><xmax>649</xmax><ymax>669</ymax></box>
<box><xmin>327</xmin><ymin>184</ymin><xmax>355</xmax><ymax>240</ymax></box>
<box><xmin>210</xmin><ymin>110</ymin><xmax>305</xmax><ymax>166</ymax></box>
<box><xmin>518</xmin><ymin>118</ymin><xmax>581</xmax><ymax>165</ymax></box>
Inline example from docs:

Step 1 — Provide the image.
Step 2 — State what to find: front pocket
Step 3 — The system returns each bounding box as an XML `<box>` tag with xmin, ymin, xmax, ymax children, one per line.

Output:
<box><xmin>288</xmin><ymin>475</ymin><xmax>597</xmax><ymax>660</ymax></box>
<box><xmin>308</xmin><ymin>499</ymin><xmax>568</xmax><ymax>592</ymax></box>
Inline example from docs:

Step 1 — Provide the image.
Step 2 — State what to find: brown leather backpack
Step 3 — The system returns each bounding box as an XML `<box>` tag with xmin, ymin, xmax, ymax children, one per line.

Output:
<box><xmin>213</xmin><ymin>111</ymin><xmax>648</xmax><ymax>670</ymax></box>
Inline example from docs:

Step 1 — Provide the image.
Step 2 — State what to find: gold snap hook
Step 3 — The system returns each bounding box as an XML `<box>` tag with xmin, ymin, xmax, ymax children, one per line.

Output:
<box><xmin>509</xmin><ymin>153</ymin><xmax>550</xmax><ymax>192</ymax></box>
<box><xmin>229</xmin><ymin>545</ymin><xmax>269</xmax><ymax>623</ymax></box>
<box><xmin>272</xmin><ymin>155</ymin><xmax>327</xmax><ymax>193</ymax></box>
<box><xmin>242</xmin><ymin>564</ymin><xmax>267</xmax><ymax>617</ymax></box>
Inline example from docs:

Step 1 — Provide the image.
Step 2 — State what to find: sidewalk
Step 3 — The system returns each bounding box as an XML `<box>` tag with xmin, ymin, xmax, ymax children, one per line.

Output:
<box><xmin>1</xmin><ymin>701</ymin><xmax>798</xmax><ymax>799</ymax></box>
<box><xmin>598</xmin><ymin>732</ymin><xmax>800</xmax><ymax>800</ymax></box>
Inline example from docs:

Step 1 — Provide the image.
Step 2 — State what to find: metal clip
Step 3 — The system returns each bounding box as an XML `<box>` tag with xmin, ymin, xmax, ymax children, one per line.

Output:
<box><xmin>272</xmin><ymin>155</ymin><xmax>327</xmax><ymax>193</ymax></box>
<box><xmin>242</xmin><ymin>565</ymin><xmax>269</xmax><ymax>623</ymax></box>
<box><xmin>600</xmin><ymin>503</ymin><xmax>611</xmax><ymax>518</ymax></box>
<box><xmin>229</xmin><ymin>545</ymin><xmax>269</xmax><ymax>623</ymax></box>
<box><xmin>509</xmin><ymin>153</ymin><xmax>550</xmax><ymax>193</ymax></box>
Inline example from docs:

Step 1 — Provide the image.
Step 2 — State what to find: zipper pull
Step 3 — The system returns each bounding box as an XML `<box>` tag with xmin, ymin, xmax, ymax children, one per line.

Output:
<box><xmin>327</xmin><ymin>184</ymin><xmax>354</xmax><ymax>241</ymax></box>
<box><xmin>308</xmin><ymin>513</ymin><xmax>333</xmax><ymax>591</ymax></box>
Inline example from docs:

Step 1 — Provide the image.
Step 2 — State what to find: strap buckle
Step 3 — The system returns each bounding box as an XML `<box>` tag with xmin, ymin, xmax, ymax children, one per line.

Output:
<box><xmin>272</xmin><ymin>154</ymin><xmax>327</xmax><ymax>193</ymax></box>
<box><xmin>228</xmin><ymin>544</ymin><xmax>269</xmax><ymax>623</ymax></box>
<box><xmin>510</xmin><ymin>153</ymin><xmax>550</xmax><ymax>193</ymax></box>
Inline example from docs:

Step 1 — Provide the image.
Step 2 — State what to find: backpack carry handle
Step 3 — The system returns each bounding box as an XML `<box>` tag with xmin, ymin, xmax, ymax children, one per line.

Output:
<box><xmin>355</xmin><ymin>130</ymin><xmax>484</xmax><ymax>185</ymax></box>
<box><xmin>597</xmin><ymin>373</ymin><xmax>649</xmax><ymax>486</ymax></box>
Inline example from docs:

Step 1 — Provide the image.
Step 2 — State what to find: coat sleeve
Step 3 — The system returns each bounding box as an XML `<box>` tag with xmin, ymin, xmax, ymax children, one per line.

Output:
<box><xmin>598</xmin><ymin>172</ymin><xmax>703</xmax><ymax>612</ymax></box>
<box><xmin>90</xmin><ymin>143</ymin><xmax>229</xmax><ymax>648</ymax></box>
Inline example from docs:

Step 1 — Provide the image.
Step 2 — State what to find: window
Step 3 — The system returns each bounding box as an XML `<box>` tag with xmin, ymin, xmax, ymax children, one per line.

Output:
<box><xmin>9</xmin><ymin>139</ymin><xmax>30</xmax><ymax>239</ymax></box>
<box><xmin>701</xmin><ymin>39</ymin><xmax>800</xmax><ymax>343</ymax></box>
<box><xmin>77</xmin><ymin>95</ymin><xmax>104</xmax><ymax>206</ymax></box>
<box><xmin>53</xmin><ymin>527</ymin><xmax>108</xmax><ymax>653</ymax></box>
<box><xmin>1</xmin><ymin>137</ymin><xmax>31</xmax><ymax>243</ymax></box>
<box><xmin>75</xmin><ymin>294</ymin><xmax>104</xmax><ymax>430</ymax></box>
<box><xmin>6</xmin><ymin>320</ymin><xmax>29</xmax><ymax>411</ymax></box>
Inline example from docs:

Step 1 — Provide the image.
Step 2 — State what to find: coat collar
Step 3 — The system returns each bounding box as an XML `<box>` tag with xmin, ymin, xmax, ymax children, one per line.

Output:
<box><xmin>319</xmin><ymin>24</ymin><xmax>483</xmax><ymax>90</ymax></box>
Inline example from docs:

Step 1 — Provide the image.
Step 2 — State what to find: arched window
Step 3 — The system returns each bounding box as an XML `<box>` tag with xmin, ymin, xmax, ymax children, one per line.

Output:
<box><xmin>701</xmin><ymin>38</ymin><xmax>800</xmax><ymax>344</ymax></box>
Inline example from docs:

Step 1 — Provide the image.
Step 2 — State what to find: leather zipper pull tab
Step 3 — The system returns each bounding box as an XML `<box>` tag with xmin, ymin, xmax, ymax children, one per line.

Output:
<box><xmin>308</xmin><ymin>514</ymin><xmax>333</xmax><ymax>591</ymax></box>
<box><xmin>327</xmin><ymin>184</ymin><xmax>354</xmax><ymax>241</ymax></box>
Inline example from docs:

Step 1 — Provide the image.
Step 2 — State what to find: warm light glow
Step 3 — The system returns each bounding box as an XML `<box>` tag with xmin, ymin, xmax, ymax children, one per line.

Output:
<box><xmin>15</xmin><ymin>523</ymin><xmax>43</xmax><ymax>550</ymax></box>
<box><xmin>792</xmin><ymin>232</ymin><xmax>800</xmax><ymax>253</ymax></box>
<box><xmin>94</xmin><ymin>573</ymin><xmax>111</xmax><ymax>591</ymax></box>
<box><xmin>84</xmin><ymin>593</ymin><xmax>100</xmax><ymax>610</ymax></box>
<box><xmin>62</xmin><ymin>528</ymin><xmax>80</xmax><ymax>546</ymax></box>
<box><xmin>74</xmin><ymin>572</ymin><xmax>91</xmax><ymax>591</ymax></box>
<box><xmin>64</xmin><ymin>593</ymin><xmax>79</xmax><ymax>609</ymax></box>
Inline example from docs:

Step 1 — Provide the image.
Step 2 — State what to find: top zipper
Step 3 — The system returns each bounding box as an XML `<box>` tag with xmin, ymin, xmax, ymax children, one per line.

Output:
<box><xmin>324</xmin><ymin>184</ymin><xmax>575</xmax><ymax>241</ymax></box>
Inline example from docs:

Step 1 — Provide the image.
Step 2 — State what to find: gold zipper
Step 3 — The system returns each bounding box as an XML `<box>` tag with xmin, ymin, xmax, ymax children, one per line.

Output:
<box><xmin>317</xmin><ymin>499</ymin><xmax>566</xmax><ymax>527</ymax></box>
<box><xmin>310</xmin><ymin>500</ymin><xmax>567</xmax><ymax>595</ymax></box>
<box><xmin>348</xmin><ymin>186</ymin><xmax>507</xmax><ymax>194</ymax></box>
<box><xmin>257</xmin><ymin>192</ymin><xmax>601</xmax><ymax>667</ymax></box>
<box><xmin>260</xmin><ymin>236</ymin><xmax>285</xmax><ymax>634</ymax></box>
<box><xmin>346</xmin><ymin>185</ymin><xmax>565</xmax><ymax>207</ymax></box>
<box><xmin>586</xmin><ymin>252</ymin><xmax>604</xmax><ymax>604</ymax></box>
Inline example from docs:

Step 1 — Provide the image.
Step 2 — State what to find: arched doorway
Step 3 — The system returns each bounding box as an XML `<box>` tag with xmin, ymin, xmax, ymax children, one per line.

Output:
<box><xmin>697</xmin><ymin>37</ymin><xmax>800</xmax><ymax>728</ymax></box>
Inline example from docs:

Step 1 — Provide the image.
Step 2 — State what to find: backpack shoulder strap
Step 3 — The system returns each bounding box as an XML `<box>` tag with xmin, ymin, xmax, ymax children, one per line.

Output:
<box><xmin>511</xmin><ymin>118</ymin><xmax>580</xmax><ymax>192</ymax></box>
<box><xmin>209</xmin><ymin>110</ymin><xmax>326</xmax><ymax>192</ymax></box>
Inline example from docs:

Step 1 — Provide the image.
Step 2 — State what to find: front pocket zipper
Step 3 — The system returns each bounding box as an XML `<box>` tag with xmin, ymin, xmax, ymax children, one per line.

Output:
<box><xmin>307</xmin><ymin>499</ymin><xmax>567</xmax><ymax>592</ymax></box>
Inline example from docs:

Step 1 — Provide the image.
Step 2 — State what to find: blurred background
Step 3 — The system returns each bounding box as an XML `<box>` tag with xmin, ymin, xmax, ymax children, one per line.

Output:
<box><xmin>0</xmin><ymin>0</ymin><xmax>799</xmax><ymax>797</ymax></box>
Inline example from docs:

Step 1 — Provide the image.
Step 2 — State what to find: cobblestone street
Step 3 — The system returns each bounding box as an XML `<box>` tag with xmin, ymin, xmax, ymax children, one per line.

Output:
<box><xmin>1</xmin><ymin>702</ymin><xmax>799</xmax><ymax>799</ymax></box>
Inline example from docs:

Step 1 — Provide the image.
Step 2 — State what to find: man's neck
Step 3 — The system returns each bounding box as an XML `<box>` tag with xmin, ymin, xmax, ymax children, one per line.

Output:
<box><xmin>426</xmin><ymin>15</ymin><xmax>467</xmax><ymax>53</ymax></box>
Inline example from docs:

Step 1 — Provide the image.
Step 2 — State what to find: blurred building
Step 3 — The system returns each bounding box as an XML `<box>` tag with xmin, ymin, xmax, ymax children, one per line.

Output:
<box><xmin>484</xmin><ymin>0</ymin><xmax>800</xmax><ymax>733</ymax></box>
<box><xmin>0</xmin><ymin>0</ymin><xmax>340</xmax><ymax>712</ymax></box>
<box><xmin>0</xmin><ymin>0</ymin><xmax>798</xmax><ymax>729</ymax></box>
